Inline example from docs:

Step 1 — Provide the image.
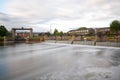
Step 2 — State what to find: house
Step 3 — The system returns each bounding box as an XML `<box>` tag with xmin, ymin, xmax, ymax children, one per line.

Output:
<box><xmin>95</xmin><ymin>27</ymin><xmax>110</xmax><ymax>35</ymax></box>
<box><xmin>67</xmin><ymin>28</ymin><xmax>95</xmax><ymax>36</ymax></box>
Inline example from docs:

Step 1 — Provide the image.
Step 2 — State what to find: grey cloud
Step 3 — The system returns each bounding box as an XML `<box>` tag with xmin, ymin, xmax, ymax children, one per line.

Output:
<box><xmin>0</xmin><ymin>12</ymin><xmax>50</xmax><ymax>32</ymax></box>
<box><xmin>5</xmin><ymin>0</ymin><xmax>120</xmax><ymax>20</ymax></box>
<box><xmin>1</xmin><ymin>0</ymin><xmax>119</xmax><ymax>32</ymax></box>
<box><xmin>0</xmin><ymin>12</ymin><xmax>11</xmax><ymax>22</ymax></box>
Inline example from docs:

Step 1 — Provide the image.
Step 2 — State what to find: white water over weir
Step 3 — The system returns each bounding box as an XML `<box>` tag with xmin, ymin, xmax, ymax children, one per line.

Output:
<box><xmin>0</xmin><ymin>42</ymin><xmax>120</xmax><ymax>80</ymax></box>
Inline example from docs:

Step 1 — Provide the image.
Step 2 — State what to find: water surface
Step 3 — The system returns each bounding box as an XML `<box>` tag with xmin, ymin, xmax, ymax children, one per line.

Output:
<box><xmin>0</xmin><ymin>42</ymin><xmax>120</xmax><ymax>80</ymax></box>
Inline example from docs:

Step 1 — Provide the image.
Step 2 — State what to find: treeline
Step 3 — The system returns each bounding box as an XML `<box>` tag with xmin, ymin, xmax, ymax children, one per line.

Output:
<box><xmin>53</xmin><ymin>28</ymin><xmax>64</xmax><ymax>37</ymax></box>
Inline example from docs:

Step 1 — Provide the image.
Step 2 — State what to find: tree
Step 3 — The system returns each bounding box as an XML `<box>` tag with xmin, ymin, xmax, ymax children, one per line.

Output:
<box><xmin>110</xmin><ymin>20</ymin><xmax>120</xmax><ymax>34</ymax></box>
<box><xmin>77</xmin><ymin>27</ymin><xmax>87</xmax><ymax>30</ymax></box>
<box><xmin>53</xmin><ymin>29</ymin><xmax>59</xmax><ymax>36</ymax></box>
<box><xmin>0</xmin><ymin>25</ymin><xmax>8</xmax><ymax>37</ymax></box>
<box><xmin>110</xmin><ymin>20</ymin><xmax>120</xmax><ymax>42</ymax></box>
<box><xmin>53</xmin><ymin>29</ymin><xmax>59</xmax><ymax>40</ymax></box>
<box><xmin>59</xmin><ymin>31</ymin><xmax>64</xmax><ymax>40</ymax></box>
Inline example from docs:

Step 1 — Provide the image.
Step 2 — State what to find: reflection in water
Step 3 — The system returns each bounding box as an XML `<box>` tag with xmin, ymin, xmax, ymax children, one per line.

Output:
<box><xmin>0</xmin><ymin>42</ymin><xmax>120</xmax><ymax>80</ymax></box>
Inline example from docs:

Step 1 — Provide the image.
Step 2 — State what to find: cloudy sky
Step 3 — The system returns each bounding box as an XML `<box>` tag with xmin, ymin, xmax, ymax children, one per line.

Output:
<box><xmin>0</xmin><ymin>0</ymin><xmax>120</xmax><ymax>32</ymax></box>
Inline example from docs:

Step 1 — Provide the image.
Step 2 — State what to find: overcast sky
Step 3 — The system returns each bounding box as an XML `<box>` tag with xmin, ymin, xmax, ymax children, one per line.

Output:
<box><xmin>0</xmin><ymin>0</ymin><xmax>120</xmax><ymax>32</ymax></box>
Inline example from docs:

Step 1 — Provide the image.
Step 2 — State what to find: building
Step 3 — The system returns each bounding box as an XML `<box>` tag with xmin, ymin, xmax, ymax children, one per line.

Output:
<box><xmin>95</xmin><ymin>27</ymin><xmax>110</xmax><ymax>35</ymax></box>
<box><xmin>67</xmin><ymin>28</ymin><xmax>95</xmax><ymax>36</ymax></box>
<box><xmin>17</xmin><ymin>32</ymin><xmax>30</xmax><ymax>38</ymax></box>
<box><xmin>95</xmin><ymin>27</ymin><xmax>110</xmax><ymax>41</ymax></box>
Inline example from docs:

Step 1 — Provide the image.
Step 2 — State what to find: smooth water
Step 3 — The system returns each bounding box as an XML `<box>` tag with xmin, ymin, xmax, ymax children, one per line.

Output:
<box><xmin>0</xmin><ymin>42</ymin><xmax>120</xmax><ymax>80</ymax></box>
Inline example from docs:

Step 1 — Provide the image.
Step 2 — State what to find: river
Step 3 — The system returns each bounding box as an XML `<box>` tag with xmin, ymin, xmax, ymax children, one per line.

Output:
<box><xmin>0</xmin><ymin>42</ymin><xmax>120</xmax><ymax>80</ymax></box>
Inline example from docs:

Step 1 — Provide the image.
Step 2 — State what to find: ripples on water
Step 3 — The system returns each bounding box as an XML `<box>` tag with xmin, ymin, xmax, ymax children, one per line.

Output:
<box><xmin>0</xmin><ymin>42</ymin><xmax>120</xmax><ymax>80</ymax></box>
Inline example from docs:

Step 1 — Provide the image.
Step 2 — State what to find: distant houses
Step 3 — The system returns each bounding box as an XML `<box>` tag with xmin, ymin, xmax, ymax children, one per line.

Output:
<box><xmin>17</xmin><ymin>32</ymin><xmax>30</xmax><ymax>38</ymax></box>
<box><xmin>15</xmin><ymin>27</ymin><xmax>111</xmax><ymax>41</ymax></box>
<box><xmin>67</xmin><ymin>27</ymin><xmax>111</xmax><ymax>41</ymax></box>
<box><xmin>67</xmin><ymin>28</ymin><xmax>95</xmax><ymax>36</ymax></box>
<box><xmin>95</xmin><ymin>27</ymin><xmax>110</xmax><ymax>34</ymax></box>
<box><xmin>67</xmin><ymin>27</ymin><xmax>110</xmax><ymax>36</ymax></box>
<box><xmin>16</xmin><ymin>32</ymin><xmax>50</xmax><ymax>38</ymax></box>
<box><xmin>95</xmin><ymin>27</ymin><xmax>110</xmax><ymax>41</ymax></box>
<box><xmin>10</xmin><ymin>26</ymin><xmax>116</xmax><ymax>42</ymax></box>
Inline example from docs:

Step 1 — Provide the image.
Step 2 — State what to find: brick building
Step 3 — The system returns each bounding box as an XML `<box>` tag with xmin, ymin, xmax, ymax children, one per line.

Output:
<box><xmin>67</xmin><ymin>28</ymin><xmax>95</xmax><ymax>36</ymax></box>
<box><xmin>95</xmin><ymin>27</ymin><xmax>110</xmax><ymax>41</ymax></box>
